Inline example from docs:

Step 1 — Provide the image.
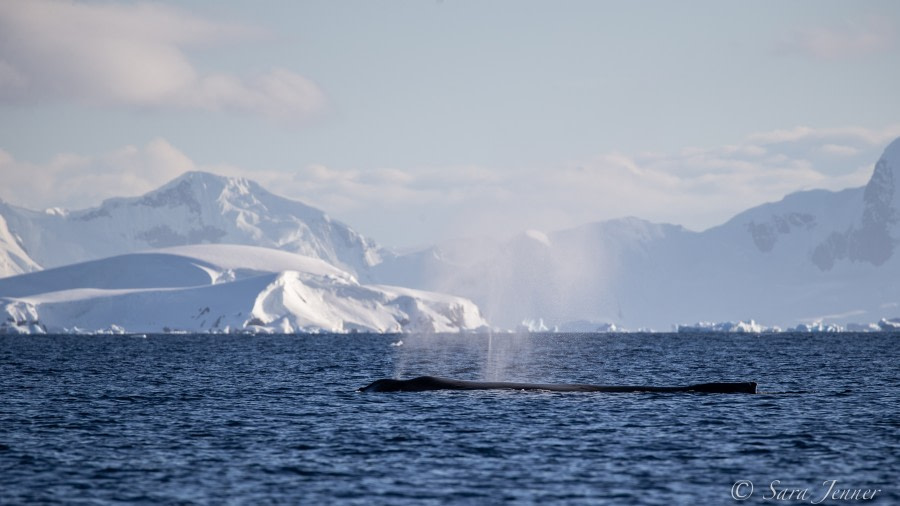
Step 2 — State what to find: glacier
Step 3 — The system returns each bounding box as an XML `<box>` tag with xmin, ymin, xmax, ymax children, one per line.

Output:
<box><xmin>0</xmin><ymin>245</ymin><xmax>487</xmax><ymax>335</ymax></box>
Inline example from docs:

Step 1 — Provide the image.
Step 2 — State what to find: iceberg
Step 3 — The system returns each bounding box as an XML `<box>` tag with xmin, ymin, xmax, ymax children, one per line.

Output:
<box><xmin>675</xmin><ymin>320</ymin><xmax>771</xmax><ymax>334</ymax></box>
<box><xmin>789</xmin><ymin>322</ymin><xmax>844</xmax><ymax>333</ymax></box>
<box><xmin>1</xmin><ymin>300</ymin><xmax>46</xmax><ymax>334</ymax></box>
<box><xmin>878</xmin><ymin>318</ymin><xmax>900</xmax><ymax>331</ymax></box>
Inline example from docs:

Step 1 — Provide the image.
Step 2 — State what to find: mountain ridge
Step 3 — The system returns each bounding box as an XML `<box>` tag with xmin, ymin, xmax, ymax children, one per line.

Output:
<box><xmin>372</xmin><ymin>137</ymin><xmax>900</xmax><ymax>329</ymax></box>
<box><xmin>0</xmin><ymin>171</ymin><xmax>388</xmax><ymax>279</ymax></box>
<box><xmin>3</xmin><ymin>138</ymin><xmax>899</xmax><ymax>330</ymax></box>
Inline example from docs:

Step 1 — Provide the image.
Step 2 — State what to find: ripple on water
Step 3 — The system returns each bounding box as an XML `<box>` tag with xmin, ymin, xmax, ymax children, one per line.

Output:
<box><xmin>0</xmin><ymin>333</ymin><xmax>897</xmax><ymax>504</ymax></box>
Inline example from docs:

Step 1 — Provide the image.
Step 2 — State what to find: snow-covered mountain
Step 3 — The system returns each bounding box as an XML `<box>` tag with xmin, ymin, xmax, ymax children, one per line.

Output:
<box><xmin>4</xmin><ymin>139</ymin><xmax>899</xmax><ymax>332</ymax></box>
<box><xmin>0</xmin><ymin>244</ymin><xmax>487</xmax><ymax>334</ymax></box>
<box><xmin>0</xmin><ymin>213</ymin><xmax>41</xmax><ymax>278</ymax></box>
<box><xmin>373</xmin><ymin>137</ymin><xmax>900</xmax><ymax>330</ymax></box>
<box><xmin>0</xmin><ymin>171</ymin><xmax>387</xmax><ymax>279</ymax></box>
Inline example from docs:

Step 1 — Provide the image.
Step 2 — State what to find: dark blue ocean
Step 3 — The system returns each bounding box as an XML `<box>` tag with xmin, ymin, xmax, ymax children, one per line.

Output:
<box><xmin>1</xmin><ymin>333</ymin><xmax>897</xmax><ymax>505</ymax></box>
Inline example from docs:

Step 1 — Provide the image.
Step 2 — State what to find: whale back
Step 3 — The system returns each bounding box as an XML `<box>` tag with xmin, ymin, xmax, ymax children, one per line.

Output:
<box><xmin>359</xmin><ymin>377</ymin><xmax>442</xmax><ymax>392</ymax></box>
<box><xmin>688</xmin><ymin>381</ymin><xmax>757</xmax><ymax>394</ymax></box>
<box><xmin>359</xmin><ymin>376</ymin><xmax>758</xmax><ymax>394</ymax></box>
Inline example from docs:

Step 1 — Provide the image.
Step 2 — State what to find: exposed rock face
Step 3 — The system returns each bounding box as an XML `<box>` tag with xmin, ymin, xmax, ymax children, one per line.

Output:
<box><xmin>747</xmin><ymin>213</ymin><xmax>816</xmax><ymax>253</ymax></box>
<box><xmin>812</xmin><ymin>139</ymin><xmax>899</xmax><ymax>270</ymax></box>
<box><xmin>374</xmin><ymin>138</ymin><xmax>900</xmax><ymax>329</ymax></box>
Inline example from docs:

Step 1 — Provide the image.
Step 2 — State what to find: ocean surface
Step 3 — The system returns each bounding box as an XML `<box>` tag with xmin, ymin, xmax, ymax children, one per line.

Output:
<box><xmin>1</xmin><ymin>332</ymin><xmax>897</xmax><ymax>505</ymax></box>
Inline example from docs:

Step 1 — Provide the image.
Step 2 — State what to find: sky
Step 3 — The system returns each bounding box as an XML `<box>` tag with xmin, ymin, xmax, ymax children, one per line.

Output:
<box><xmin>1</xmin><ymin>0</ymin><xmax>899</xmax><ymax>248</ymax></box>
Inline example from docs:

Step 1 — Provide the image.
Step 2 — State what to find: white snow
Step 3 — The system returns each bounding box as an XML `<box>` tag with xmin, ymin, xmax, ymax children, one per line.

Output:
<box><xmin>375</xmin><ymin>137</ymin><xmax>900</xmax><ymax>331</ymax></box>
<box><xmin>0</xmin><ymin>171</ymin><xmax>387</xmax><ymax>278</ymax></box>
<box><xmin>555</xmin><ymin>320</ymin><xmax>620</xmax><ymax>333</ymax></box>
<box><xmin>0</xmin><ymin>300</ymin><xmax>45</xmax><ymax>334</ymax></box>
<box><xmin>790</xmin><ymin>322</ymin><xmax>844</xmax><ymax>333</ymax></box>
<box><xmin>515</xmin><ymin>319</ymin><xmax>620</xmax><ymax>333</ymax></box>
<box><xmin>518</xmin><ymin>318</ymin><xmax>551</xmax><ymax>332</ymax></box>
<box><xmin>0</xmin><ymin>213</ymin><xmax>41</xmax><ymax>278</ymax></box>
<box><xmin>0</xmin><ymin>244</ymin><xmax>487</xmax><ymax>335</ymax></box>
<box><xmin>878</xmin><ymin>318</ymin><xmax>900</xmax><ymax>330</ymax></box>
<box><xmin>524</xmin><ymin>229</ymin><xmax>551</xmax><ymax>247</ymax></box>
<box><xmin>4</xmin><ymin>137</ymin><xmax>900</xmax><ymax>332</ymax></box>
<box><xmin>675</xmin><ymin>320</ymin><xmax>770</xmax><ymax>334</ymax></box>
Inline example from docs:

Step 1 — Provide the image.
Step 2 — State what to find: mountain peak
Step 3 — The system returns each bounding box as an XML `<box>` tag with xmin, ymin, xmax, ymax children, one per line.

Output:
<box><xmin>129</xmin><ymin>171</ymin><xmax>274</xmax><ymax>216</ymax></box>
<box><xmin>153</xmin><ymin>170</ymin><xmax>255</xmax><ymax>196</ymax></box>
<box><xmin>0</xmin><ymin>170</ymin><xmax>386</xmax><ymax>278</ymax></box>
<box><xmin>868</xmin><ymin>136</ymin><xmax>900</xmax><ymax>204</ymax></box>
<box><xmin>864</xmin><ymin>136</ymin><xmax>899</xmax><ymax>214</ymax></box>
<box><xmin>174</xmin><ymin>170</ymin><xmax>229</xmax><ymax>183</ymax></box>
<box><xmin>881</xmin><ymin>136</ymin><xmax>900</xmax><ymax>163</ymax></box>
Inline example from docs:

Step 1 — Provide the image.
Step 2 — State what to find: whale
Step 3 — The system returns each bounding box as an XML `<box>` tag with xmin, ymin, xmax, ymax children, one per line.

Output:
<box><xmin>359</xmin><ymin>376</ymin><xmax>757</xmax><ymax>394</ymax></box>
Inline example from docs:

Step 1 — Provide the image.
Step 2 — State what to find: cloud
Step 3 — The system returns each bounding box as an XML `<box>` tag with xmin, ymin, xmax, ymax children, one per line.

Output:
<box><xmin>0</xmin><ymin>0</ymin><xmax>325</xmax><ymax>121</ymax></box>
<box><xmin>248</xmin><ymin>125</ymin><xmax>898</xmax><ymax>243</ymax></box>
<box><xmin>777</xmin><ymin>17</ymin><xmax>897</xmax><ymax>60</ymax></box>
<box><xmin>820</xmin><ymin>144</ymin><xmax>860</xmax><ymax>157</ymax></box>
<box><xmin>2</xmin><ymin>125</ymin><xmax>898</xmax><ymax>246</ymax></box>
<box><xmin>0</xmin><ymin>139</ymin><xmax>194</xmax><ymax>210</ymax></box>
<box><xmin>540</xmin><ymin>125</ymin><xmax>896</xmax><ymax>231</ymax></box>
<box><xmin>746</xmin><ymin>125</ymin><xmax>900</xmax><ymax>146</ymax></box>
